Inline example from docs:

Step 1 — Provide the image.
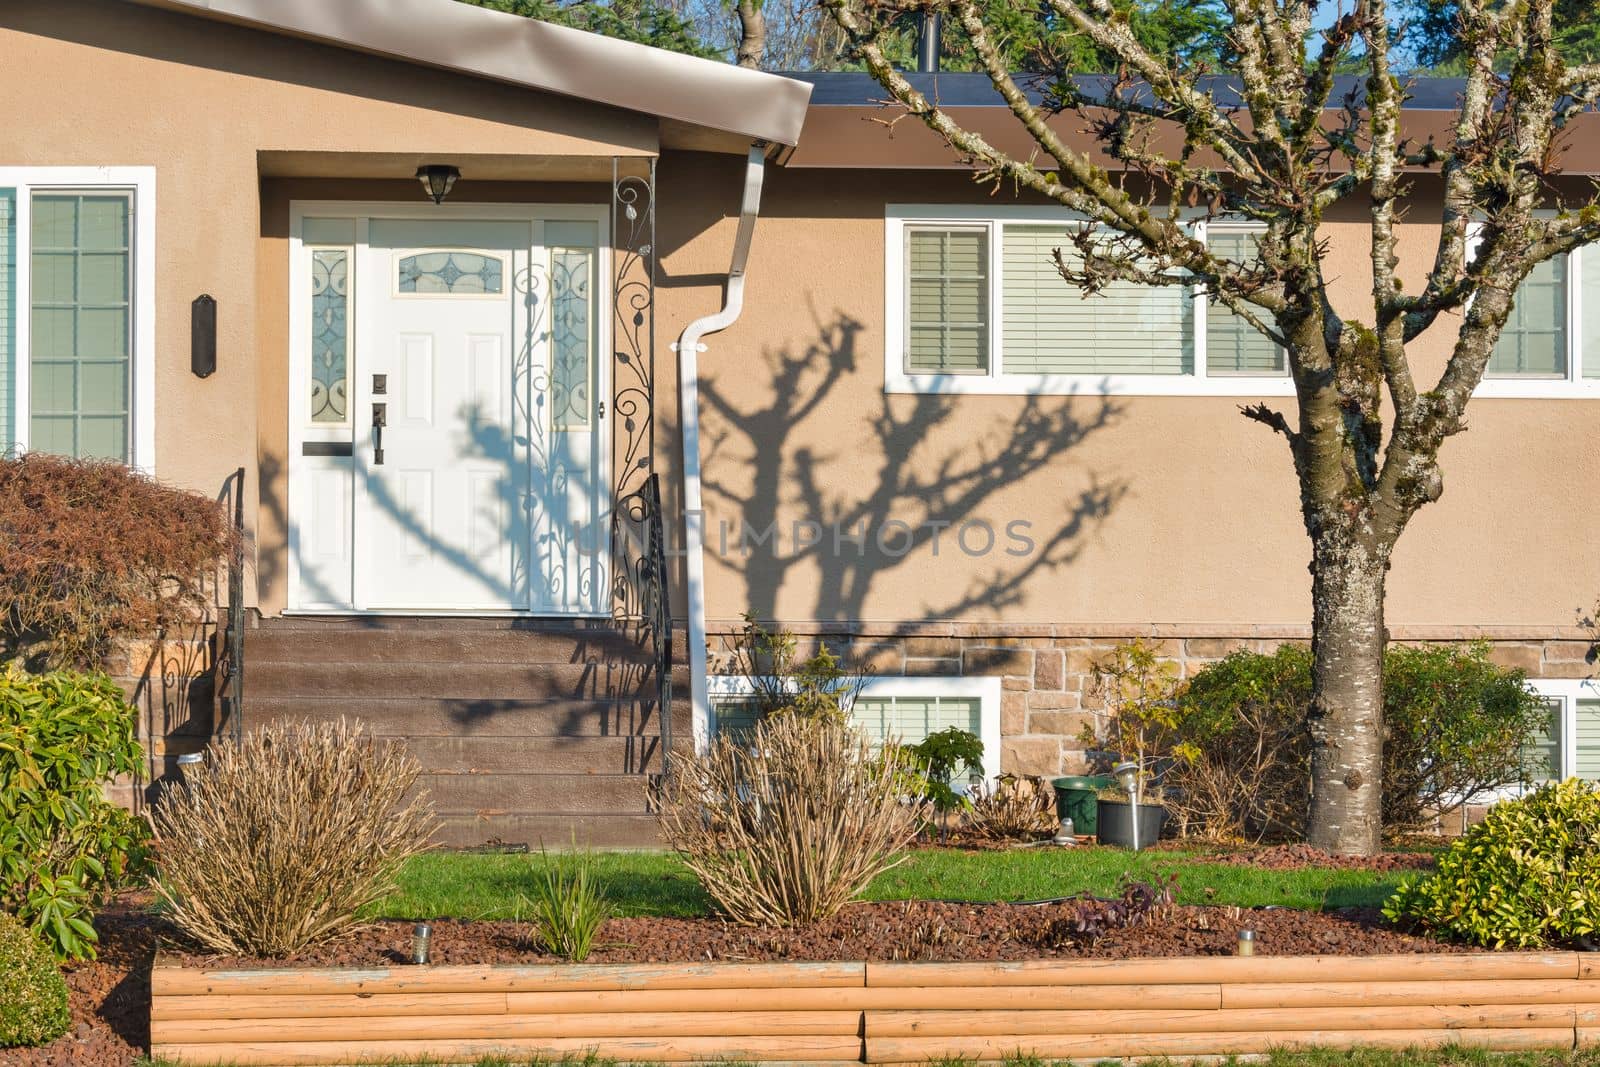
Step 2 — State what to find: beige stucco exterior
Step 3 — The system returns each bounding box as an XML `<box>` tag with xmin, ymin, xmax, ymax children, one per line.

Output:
<box><xmin>3</xmin><ymin>0</ymin><xmax>1595</xmax><ymax>650</ymax></box>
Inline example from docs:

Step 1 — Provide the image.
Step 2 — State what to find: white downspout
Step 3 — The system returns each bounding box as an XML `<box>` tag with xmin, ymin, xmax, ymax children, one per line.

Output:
<box><xmin>674</xmin><ymin>144</ymin><xmax>767</xmax><ymax>753</ymax></box>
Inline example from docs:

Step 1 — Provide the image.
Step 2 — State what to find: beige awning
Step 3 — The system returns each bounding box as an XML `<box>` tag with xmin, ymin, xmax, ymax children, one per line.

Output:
<box><xmin>126</xmin><ymin>0</ymin><xmax>813</xmax><ymax>147</ymax></box>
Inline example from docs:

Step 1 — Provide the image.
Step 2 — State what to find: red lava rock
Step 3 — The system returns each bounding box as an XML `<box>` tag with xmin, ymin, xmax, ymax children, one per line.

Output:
<box><xmin>1208</xmin><ymin>843</ymin><xmax>1438</xmax><ymax>873</ymax></box>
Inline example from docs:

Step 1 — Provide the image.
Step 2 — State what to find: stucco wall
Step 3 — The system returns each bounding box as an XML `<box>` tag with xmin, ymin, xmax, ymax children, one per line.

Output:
<box><xmin>0</xmin><ymin>0</ymin><xmax>655</xmax><ymax>612</ymax></box>
<box><xmin>658</xmin><ymin>156</ymin><xmax>1600</xmax><ymax>636</ymax></box>
<box><xmin>3</xmin><ymin>1</ymin><xmax>1595</xmax><ymax>641</ymax></box>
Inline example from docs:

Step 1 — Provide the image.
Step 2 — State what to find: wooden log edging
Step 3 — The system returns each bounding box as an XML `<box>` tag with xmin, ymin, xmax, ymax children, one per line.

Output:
<box><xmin>150</xmin><ymin>952</ymin><xmax>1600</xmax><ymax>1066</ymax></box>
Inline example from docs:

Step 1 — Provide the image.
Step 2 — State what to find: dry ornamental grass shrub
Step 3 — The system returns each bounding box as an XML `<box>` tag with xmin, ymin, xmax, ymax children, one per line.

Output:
<box><xmin>149</xmin><ymin>719</ymin><xmax>437</xmax><ymax>957</ymax></box>
<box><xmin>656</xmin><ymin>712</ymin><xmax>919</xmax><ymax>926</ymax></box>
<box><xmin>968</xmin><ymin>774</ymin><xmax>1058</xmax><ymax>840</ymax></box>
<box><xmin>0</xmin><ymin>454</ymin><xmax>235</xmax><ymax>669</ymax></box>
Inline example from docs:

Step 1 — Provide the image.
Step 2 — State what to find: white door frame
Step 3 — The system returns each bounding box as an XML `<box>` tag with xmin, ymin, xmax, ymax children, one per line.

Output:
<box><xmin>286</xmin><ymin>200</ymin><xmax>612</xmax><ymax>615</ymax></box>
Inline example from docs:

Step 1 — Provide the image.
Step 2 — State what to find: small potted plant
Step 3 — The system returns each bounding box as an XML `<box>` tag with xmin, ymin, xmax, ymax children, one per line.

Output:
<box><xmin>1084</xmin><ymin>639</ymin><xmax>1179</xmax><ymax>849</ymax></box>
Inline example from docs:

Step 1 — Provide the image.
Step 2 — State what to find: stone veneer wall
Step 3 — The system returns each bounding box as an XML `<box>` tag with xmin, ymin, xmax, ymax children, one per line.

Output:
<box><xmin>101</xmin><ymin>630</ymin><xmax>221</xmax><ymax>814</ymax></box>
<box><xmin>707</xmin><ymin>621</ymin><xmax>1597</xmax><ymax>780</ymax></box>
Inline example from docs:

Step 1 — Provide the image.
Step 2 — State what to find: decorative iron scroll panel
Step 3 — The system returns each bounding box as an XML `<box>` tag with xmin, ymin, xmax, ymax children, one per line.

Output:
<box><xmin>609</xmin><ymin>159</ymin><xmax>673</xmax><ymax>768</ymax></box>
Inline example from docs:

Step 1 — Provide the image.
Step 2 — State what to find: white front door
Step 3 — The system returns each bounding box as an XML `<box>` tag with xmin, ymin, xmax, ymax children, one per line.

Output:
<box><xmin>288</xmin><ymin>205</ymin><xmax>609</xmax><ymax>614</ymax></box>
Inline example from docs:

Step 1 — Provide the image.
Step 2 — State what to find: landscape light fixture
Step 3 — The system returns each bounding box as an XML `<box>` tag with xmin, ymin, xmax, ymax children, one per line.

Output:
<box><xmin>412</xmin><ymin>922</ymin><xmax>432</xmax><ymax>964</ymax></box>
<box><xmin>1237</xmin><ymin>928</ymin><xmax>1256</xmax><ymax>957</ymax></box>
<box><xmin>1112</xmin><ymin>760</ymin><xmax>1143</xmax><ymax>851</ymax></box>
<box><xmin>415</xmin><ymin>164</ymin><xmax>460</xmax><ymax>205</ymax></box>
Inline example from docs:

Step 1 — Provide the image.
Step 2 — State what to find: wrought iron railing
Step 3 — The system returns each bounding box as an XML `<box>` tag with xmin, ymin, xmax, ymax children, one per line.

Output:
<box><xmin>217</xmin><ymin>465</ymin><xmax>245</xmax><ymax>745</ymax></box>
<box><xmin>612</xmin><ymin>474</ymin><xmax>673</xmax><ymax>771</ymax></box>
<box><xmin>610</xmin><ymin>158</ymin><xmax>673</xmax><ymax>772</ymax></box>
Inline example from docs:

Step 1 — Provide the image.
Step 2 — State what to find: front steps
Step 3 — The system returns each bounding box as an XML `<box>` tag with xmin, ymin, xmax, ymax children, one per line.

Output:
<box><xmin>245</xmin><ymin>617</ymin><xmax>688</xmax><ymax>848</ymax></box>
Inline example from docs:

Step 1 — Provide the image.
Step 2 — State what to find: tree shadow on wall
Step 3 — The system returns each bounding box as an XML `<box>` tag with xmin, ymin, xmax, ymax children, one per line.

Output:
<box><xmin>698</xmin><ymin>309</ymin><xmax>1127</xmax><ymax>629</ymax></box>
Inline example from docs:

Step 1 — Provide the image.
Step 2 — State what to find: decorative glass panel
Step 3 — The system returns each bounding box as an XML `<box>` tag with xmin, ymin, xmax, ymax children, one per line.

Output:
<box><xmin>1578</xmin><ymin>698</ymin><xmax>1600</xmax><ymax>781</ymax></box>
<box><xmin>1489</xmin><ymin>254</ymin><xmax>1567</xmax><ymax>378</ymax></box>
<box><xmin>1002</xmin><ymin>225</ymin><xmax>1193</xmax><ymax>375</ymax></box>
<box><xmin>0</xmin><ymin>190</ymin><xmax>13</xmax><ymax>451</ymax></box>
<box><xmin>1523</xmin><ymin>697</ymin><xmax>1563</xmax><ymax>783</ymax></box>
<box><xmin>310</xmin><ymin>249</ymin><xmax>349</xmax><ymax>424</ymax></box>
<box><xmin>1206</xmin><ymin>230</ymin><xmax>1285</xmax><ymax>375</ymax></box>
<box><xmin>906</xmin><ymin>227</ymin><xmax>989</xmax><ymax>372</ymax></box>
<box><xmin>551</xmin><ymin>247</ymin><xmax>594</xmax><ymax>431</ymax></box>
<box><xmin>398</xmin><ymin>250</ymin><xmax>503</xmax><ymax>295</ymax></box>
<box><xmin>29</xmin><ymin>193</ymin><xmax>130</xmax><ymax>461</ymax></box>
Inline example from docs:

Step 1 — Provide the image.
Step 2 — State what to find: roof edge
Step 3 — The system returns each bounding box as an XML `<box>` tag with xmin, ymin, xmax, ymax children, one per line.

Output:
<box><xmin>125</xmin><ymin>0</ymin><xmax>813</xmax><ymax>147</ymax></box>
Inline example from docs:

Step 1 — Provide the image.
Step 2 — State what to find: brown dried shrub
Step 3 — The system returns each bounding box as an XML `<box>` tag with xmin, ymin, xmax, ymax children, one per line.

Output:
<box><xmin>0</xmin><ymin>453</ymin><xmax>235</xmax><ymax>669</ymax></box>
<box><xmin>655</xmin><ymin>712</ymin><xmax>919</xmax><ymax>926</ymax></box>
<box><xmin>148</xmin><ymin>719</ymin><xmax>437</xmax><ymax>957</ymax></box>
<box><xmin>968</xmin><ymin>773</ymin><xmax>1058</xmax><ymax>840</ymax></box>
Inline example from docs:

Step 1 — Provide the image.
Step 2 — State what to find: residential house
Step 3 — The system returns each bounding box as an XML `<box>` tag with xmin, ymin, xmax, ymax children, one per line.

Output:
<box><xmin>2</xmin><ymin>0</ymin><xmax>1595</xmax><ymax>845</ymax></box>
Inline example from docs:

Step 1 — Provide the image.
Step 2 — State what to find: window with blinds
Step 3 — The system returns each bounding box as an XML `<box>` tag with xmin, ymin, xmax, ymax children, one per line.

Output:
<box><xmin>712</xmin><ymin>691</ymin><xmax>984</xmax><ymax>755</ymax></box>
<box><xmin>905</xmin><ymin>227</ymin><xmax>989</xmax><ymax>373</ymax></box>
<box><xmin>1001</xmin><ymin>225</ymin><xmax>1193</xmax><ymax>375</ymax></box>
<box><xmin>1489</xmin><ymin>253</ymin><xmax>1567</xmax><ymax>379</ymax></box>
<box><xmin>1523</xmin><ymin>698</ymin><xmax>1563</xmax><ymax>784</ymax></box>
<box><xmin>1205</xmin><ymin>230</ymin><xmax>1285</xmax><ymax>375</ymax></box>
<box><xmin>1578</xmin><ymin>698</ymin><xmax>1600</xmax><ymax>781</ymax></box>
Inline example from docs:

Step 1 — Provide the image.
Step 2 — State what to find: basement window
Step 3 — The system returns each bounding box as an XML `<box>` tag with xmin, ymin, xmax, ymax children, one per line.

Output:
<box><xmin>707</xmin><ymin>674</ymin><xmax>1002</xmax><ymax>782</ymax></box>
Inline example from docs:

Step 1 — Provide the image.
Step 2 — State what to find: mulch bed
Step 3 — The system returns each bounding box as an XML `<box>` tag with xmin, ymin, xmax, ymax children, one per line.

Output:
<box><xmin>1207</xmin><ymin>843</ymin><xmax>1439</xmax><ymax>873</ymax></box>
<box><xmin>0</xmin><ymin>886</ymin><xmax>1469</xmax><ymax>1067</ymax></box>
<box><xmin>163</xmin><ymin>900</ymin><xmax>1470</xmax><ymax>971</ymax></box>
<box><xmin>0</xmin><ymin>904</ymin><xmax>159</xmax><ymax>1067</ymax></box>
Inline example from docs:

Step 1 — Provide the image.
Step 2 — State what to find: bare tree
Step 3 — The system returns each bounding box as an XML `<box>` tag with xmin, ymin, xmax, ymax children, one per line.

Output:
<box><xmin>821</xmin><ymin>0</ymin><xmax>1600</xmax><ymax>853</ymax></box>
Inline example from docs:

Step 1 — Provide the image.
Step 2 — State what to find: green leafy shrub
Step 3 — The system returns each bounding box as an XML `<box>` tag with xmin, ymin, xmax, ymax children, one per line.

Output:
<box><xmin>1165</xmin><ymin>644</ymin><xmax>1312</xmax><ymax>842</ymax></box>
<box><xmin>520</xmin><ymin>848</ymin><xmax>614</xmax><ymax>962</ymax></box>
<box><xmin>0</xmin><ymin>910</ymin><xmax>70</xmax><ymax>1048</ymax></box>
<box><xmin>149</xmin><ymin>718</ymin><xmax>437</xmax><ymax>957</ymax></box>
<box><xmin>0</xmin><ymin>453</ymin><xmax>234</xmax><ymax>669</ymax></box>
<box><xmin>0</xmin><ymin>667</ymin><xmax>145</xmax><ymax>960</ymax></box>
<box><xmin>1382</xmin><ymin>643</ymin><xmax>1555</xmax><ymax>830</ymax></box>
<box><xmin>1165</xmin><ymin>642</ymin><xmax>1551</xmax><ymax>841</ymax></box>
<box><xmin>1384</xmin><ymin>778</ymin><xmax>1600</xmax><ymax>947</ymax></box>
<box><xmin>896</xmin><ymin>727</ymin><xmax>985</xmax><ymax>837</ymax></box>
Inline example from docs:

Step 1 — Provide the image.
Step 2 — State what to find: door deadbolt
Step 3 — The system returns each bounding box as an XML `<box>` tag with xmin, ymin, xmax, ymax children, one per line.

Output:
<box><xmin>373</xmin><ymin>373</ymin><xmax>387</xmax><ymax>395</ymax></box>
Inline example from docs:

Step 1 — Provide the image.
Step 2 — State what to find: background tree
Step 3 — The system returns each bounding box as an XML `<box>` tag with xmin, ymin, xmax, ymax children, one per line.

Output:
<box><xmin>1402</xmin><ymin>0</ymin><xmax>1600</xmax><ymax>70</ymax></box>
<box><xmin>458</xmin><ymin>0</ymin><xmax>720</xmax><ymax>57</ymax></box>
<box><xmin>823</xmin><ymin>0</ymin><xmax>1600</xmax><ymax>853</ymax></box>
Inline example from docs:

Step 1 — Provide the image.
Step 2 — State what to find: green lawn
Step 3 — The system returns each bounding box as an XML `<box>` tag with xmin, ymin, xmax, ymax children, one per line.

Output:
<box><xmin>372</xmin><ymin>846</ymin><xmax>1416</xmax><ymax>921</ymax></box>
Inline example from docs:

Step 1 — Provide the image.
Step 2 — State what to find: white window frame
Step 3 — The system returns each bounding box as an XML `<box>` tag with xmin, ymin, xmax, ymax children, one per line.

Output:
<box><xmin>884</xmin><ymin>205</ymin><xmax>1295</xmax><ymax>397</ymax></box>
<box><xmin>0</xmin><ymin>167</ymin><xmax>156</xmax><ymax>472</ymax></box>
<box><xmin>1456</xmin><ymin>219</ymin><xmax>1600</xmax><ymax>399</ymax></box>
<box><xmin>704</xmin><ymin>673</ymin><xmax>1003</xmax><ymax>782</ymax></box>
<box><xmin>1522</xmin><ymin>678</ymin><xmax>1600</xmax><ymax>785</ymax></box>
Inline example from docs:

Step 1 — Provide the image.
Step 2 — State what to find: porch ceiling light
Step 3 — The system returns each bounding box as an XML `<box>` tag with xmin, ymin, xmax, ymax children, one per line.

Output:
<box><xmin>415</xmin><ymin>164</ymin><xmax>461</xmax><ymax>204</ymax></box>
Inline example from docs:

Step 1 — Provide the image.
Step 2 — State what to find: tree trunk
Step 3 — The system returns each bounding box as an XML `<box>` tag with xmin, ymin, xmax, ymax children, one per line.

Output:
<box><xmin>1304</xmin><ymin>528</ymin><xmax>1388</xmax><ymax>855</ymax></box>
<box><xmin>735</xmin><ymin>0</ymin><xmax>765</xmax><ymax>67</ymax></box>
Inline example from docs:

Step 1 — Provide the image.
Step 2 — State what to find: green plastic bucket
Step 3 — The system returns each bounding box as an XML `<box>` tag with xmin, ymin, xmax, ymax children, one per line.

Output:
<box><xmin>1051</xmin><ymin>775</ymin><xmax>1114</xmax><ymax>836</ymax></box>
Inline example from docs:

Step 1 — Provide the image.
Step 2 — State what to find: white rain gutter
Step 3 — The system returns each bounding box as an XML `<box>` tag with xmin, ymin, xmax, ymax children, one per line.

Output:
<box><xmin>674</xmin><ymin>143</ymin><xmax>767</xmax><ymax>752</ymax></box>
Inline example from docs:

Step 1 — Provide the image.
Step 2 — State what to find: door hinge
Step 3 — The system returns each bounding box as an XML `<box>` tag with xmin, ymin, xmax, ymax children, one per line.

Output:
<box><xmin>597</xmin><ymin>400</ymin><xmax>606</xmax><ymax>420</ymax></box>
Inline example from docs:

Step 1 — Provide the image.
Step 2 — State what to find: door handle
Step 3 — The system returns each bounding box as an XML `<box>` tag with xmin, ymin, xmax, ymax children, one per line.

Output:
<box><xmin>372</xmin><ymin>402</ymin><xmax>387</xmax><ymax>465</ymax></box>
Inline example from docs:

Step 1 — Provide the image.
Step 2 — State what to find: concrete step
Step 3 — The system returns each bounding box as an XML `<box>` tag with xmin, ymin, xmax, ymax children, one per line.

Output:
<box><xmin>248</xmin><ymin>661</ymin><xmax>688</xmax><ymax>701</ymax></box>
<box><xmin>431</xmin><ymin>813</ymin><xmax>662</xmax><ymax>849</ymax></box>
<box><xmin>246</xmin><ymin>625</ymin><xmax>651</xmax><ymax>666</ymax></box>
<box><xmin>243</xmin><ymin>695</ymin><xmax>686</xmax><ymax>738</ymax></box>
<box><xmin>416</xmin><ymin>772</ymin><xmax>653</xmax><ymax>815</ymax></box>
<box><xmin>403</xmin><ymin>735</ymin><xmax>665</xmax><ymax>775</ymax></box>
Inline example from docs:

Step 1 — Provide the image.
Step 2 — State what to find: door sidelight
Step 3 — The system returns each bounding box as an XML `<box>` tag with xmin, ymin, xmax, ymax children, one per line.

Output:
<box><xmin>372</xmin><ymin>402</ymin><xmax>387</xmax><ymax>465</ymax></box>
